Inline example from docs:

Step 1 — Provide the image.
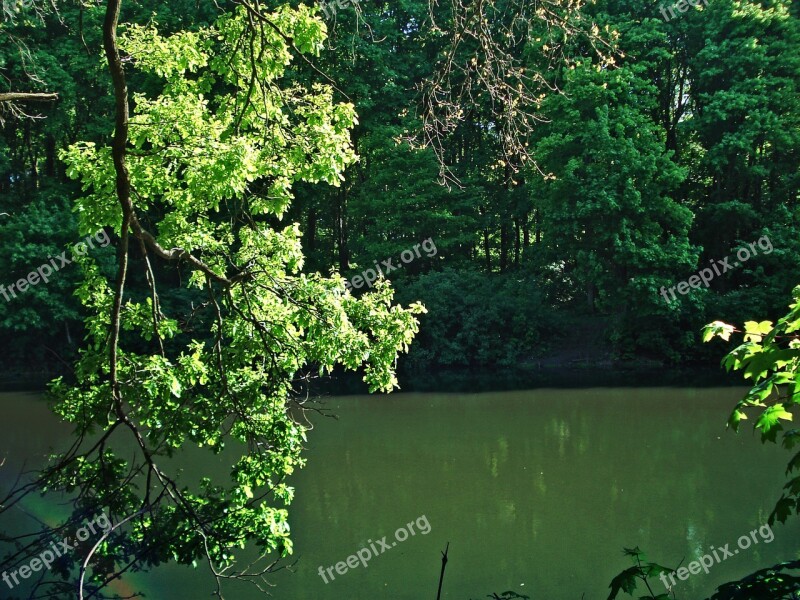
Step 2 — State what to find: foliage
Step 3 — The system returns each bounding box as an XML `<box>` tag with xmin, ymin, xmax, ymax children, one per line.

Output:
<box><xmin>3</xmin><ymin>0</ymin><xmax>800</xmax><ymax>369</ymax></box>
<box><xmin>607</xmin><ymin>547</ymin><xmax>674</xmax><ymax>600</ymax></box>
<box><xmin>607</xmin><ymin>548</ymin><xmax>800</xmax><ymax>600</ymax></box>
<box><xmin>0</xmin><ymin>187</ymin><xmax>83</xmax><ymax>339</ymax></box>
<box><xmin>529</xmin><ymin>55</ymin><xmax>697</xmax><ymax>359</ymax></box>
<box><xmin>1</xmin><ymin>3</ymin><xmax>425</xmax><ymax>597</ymax></box>
<box><xmin>703</xmin><ymin>286</ymin><xmax>800</xmax><ymax>524</ymax></box>
<box><xmin>398</xmin><ymin>268</ymin><xmax>555</xmax><ymax>368</ymax></box>
<box><xmin>707</xmin><ymin>560</ymin><xmax>800</xmax><ymax>600</ymax></box>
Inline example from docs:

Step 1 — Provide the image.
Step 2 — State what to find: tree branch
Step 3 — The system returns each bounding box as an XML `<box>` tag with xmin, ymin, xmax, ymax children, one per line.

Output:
<box><xmin>0</xmin><ymin>92</ymin><xmax>58</xmax><ymax>103</ymax></box>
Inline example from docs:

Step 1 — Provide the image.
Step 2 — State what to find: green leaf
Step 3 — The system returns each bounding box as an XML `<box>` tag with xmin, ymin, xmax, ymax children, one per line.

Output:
<box><xmin>728</xmin><ymin>408</ymin><xmax>749</xmax><ymax>431</ymax></box>
<box><xmin>607</xmin><ymin>566</ymin><xmax>639</xmax><ymax>600</ymax></box>
<box><xmin>169</xmin><ymin>376</ymin><xmax>182</xmax><ymax>398</ymax></box>
<box><xmin>756</xmin><ymin>405</ymin><xmax>794</xmax><ymax>442</ymax></box>
<box><xmin>704</xmin><ymin>321</ymin><xmax>736</xmax><ymax>342</ymax></box>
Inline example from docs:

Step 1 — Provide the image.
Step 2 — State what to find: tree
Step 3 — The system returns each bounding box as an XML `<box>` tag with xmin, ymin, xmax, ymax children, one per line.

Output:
<box><xmin>0</xmin><ymin>2</ymin><xmax>424</xmax><ymax>597</ymax></box>
<box><xmin>689</xmin><ymin>0</ymin><xmax>800</xmax><ymax>260</ymax></box>
<box><xmin>530</xmin><ymin>55</ymin><xmax>696</xmax><ymax>357</ymax></box>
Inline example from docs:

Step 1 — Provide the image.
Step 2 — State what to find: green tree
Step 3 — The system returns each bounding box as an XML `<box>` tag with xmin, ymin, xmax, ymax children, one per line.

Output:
<box><xmin>0</xmin><ymin>2</ymin><xmax>423</xmax><ymax>597</ymax></box>
<box><xmin>690</xmin><ymin>0</ymin><xmax>800</xmax><ymax>261</ymax></box>
<box><xmin>531</xmin><ymin>57</ymin><xmax>696</xmax><ymax>358</ymax></box>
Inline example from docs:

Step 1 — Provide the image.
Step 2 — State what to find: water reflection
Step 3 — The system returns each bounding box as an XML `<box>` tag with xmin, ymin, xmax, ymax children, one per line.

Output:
<box><xmin>1</xmin><ymin>388</ymin><xmax>799</xmax><ymax>600</ymax></box>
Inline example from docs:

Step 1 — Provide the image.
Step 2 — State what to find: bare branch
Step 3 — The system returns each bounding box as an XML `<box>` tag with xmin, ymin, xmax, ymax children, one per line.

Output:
<box><xmin>0</xmin><ymin>92</ymin><xmax>58</xmax><ymax>102</ymax></box>
<box><xmin>410</xmin><ymin>0</ymin><xmax>615</xmax><ymax>183</ymax></box>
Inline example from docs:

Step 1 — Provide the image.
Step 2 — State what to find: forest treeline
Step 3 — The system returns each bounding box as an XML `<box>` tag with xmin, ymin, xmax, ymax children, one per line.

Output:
<box><xmin>1</xmin><ymin>0</ymin><xmax>799</xmax><ymax>373</ymax></box>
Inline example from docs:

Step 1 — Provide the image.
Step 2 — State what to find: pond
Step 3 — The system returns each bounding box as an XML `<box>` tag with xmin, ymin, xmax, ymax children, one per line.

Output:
<box><xmin>1</xmin><ymin>387</ymin><xmax>798</xmax><ymax>599</ymax></box>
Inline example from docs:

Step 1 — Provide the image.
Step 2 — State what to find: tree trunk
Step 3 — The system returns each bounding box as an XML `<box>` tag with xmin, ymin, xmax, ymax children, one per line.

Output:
<box><xmin>523</xmin><ymin>211</ymin><xmax>530</xmax><ymax>248</ymax></box>
<box><xmin>44</xmin><ymin>134</ymin><xmax>57</xmax><ymax>178</ymax></box>
<box><xmin>307</xmin><ymin>206</ymin><xmax>317</xmax><ymax>254</ymax></box>
<box><xmin>335</xmin><ymin>187</ymin><xmax>349</xmax><ymax>271</ymax></box>
<box><xmin>499</xmin><ymin>221</ymin><xmax>509</xmax><ymax>272</ymax></box>
<box><xmin>483</xmin><ymin>228</ymin><xmax>491</xmax><ymax>273</ymax></box>
<box><xmin>25</xmin><ymin>121</ymin><xmax>38</xmax><ymax>188</ymax></box>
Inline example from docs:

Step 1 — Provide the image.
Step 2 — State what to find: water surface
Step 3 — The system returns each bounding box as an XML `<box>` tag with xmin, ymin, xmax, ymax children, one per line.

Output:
<box><xmin>1</xmin><ymin>388</ymin><xmax>798</xmax><ymax>599</ymax></box>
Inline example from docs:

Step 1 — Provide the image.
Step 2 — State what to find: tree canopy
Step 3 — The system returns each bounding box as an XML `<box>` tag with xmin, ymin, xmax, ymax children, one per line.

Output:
<box><xmin>0</xmin><ymin>0</ymin><xmax>799</xmax><ymax>597</ymax></box>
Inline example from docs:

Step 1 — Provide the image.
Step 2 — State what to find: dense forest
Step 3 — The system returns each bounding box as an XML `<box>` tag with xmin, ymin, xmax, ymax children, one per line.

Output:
<box><xmin>1</xmin><ymin>0</ymin><xmax>800</xmax><ymax>599</ymax></box>
<box><xmin>2</xmin><ymin>0</ymin><xmax>798</xmax><ymax>375</ymax></box>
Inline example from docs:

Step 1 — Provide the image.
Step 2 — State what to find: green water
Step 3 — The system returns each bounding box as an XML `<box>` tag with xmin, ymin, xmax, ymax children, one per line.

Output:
<box><xmin>1</xmin><ymin>388</ymin><xmax>799</xmax><ymax>599</ymax></box>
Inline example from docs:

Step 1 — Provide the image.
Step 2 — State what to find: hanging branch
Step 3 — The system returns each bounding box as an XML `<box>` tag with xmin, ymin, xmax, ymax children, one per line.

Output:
<box><xmin>411</xmin><ymin>0</ymin><xmax>616</xmax><ymax>184</ymax></box>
